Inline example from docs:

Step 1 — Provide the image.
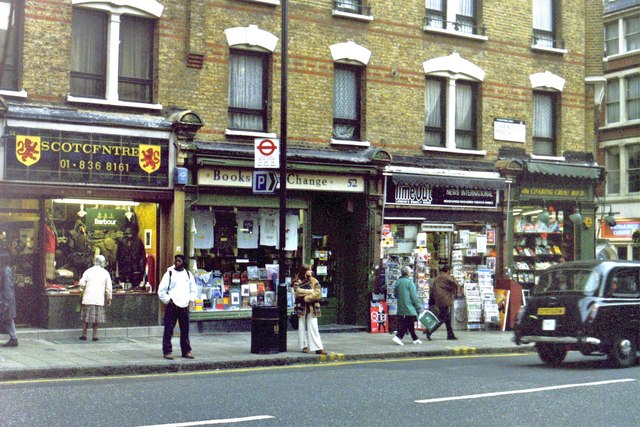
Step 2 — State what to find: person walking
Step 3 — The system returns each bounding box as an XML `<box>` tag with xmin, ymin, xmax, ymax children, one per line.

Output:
<box><xmin>426</xmin><ymin>265</ymin><xmax>460</xmax><ymax>341</ymax></box>
<box><xmin>78</xmin><ymin>255</ymin><xmax>113</xmax><ymax>341</ymax></box>
<box><xmin>392</xmin><ymin>266</ymin><xmax>423</xmax><ymax>346</ymax></box>
<box><xmin>158</xmin><ymin>254</ymin><xmax>197</xmax><ymax>360</ymax></box>
<box><xmin>0</xmin><ymin>252</ymin><xmax>18</xmax><ymax>347</ymax></box>
<box><xmin>292</xmin><ymin>264</ymin><xmax>327</xmax><ymax>355</ymax></box>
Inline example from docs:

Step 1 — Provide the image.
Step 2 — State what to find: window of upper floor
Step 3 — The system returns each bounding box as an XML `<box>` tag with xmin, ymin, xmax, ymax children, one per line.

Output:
<box><xmin>0</xmin><ymin>0</ymin><xmax>25</xmax><ymax>96</ymax></box>
<box><xmin>224</xmin><ymin>25</ymin><xmax>278</xmax><ymax>138</ymax></box>
<box><xmin>605</xmin><ymin>143</ymin><xmax>640</xmax><ymax>196</ymax></box>
<box><xmin>332</xmin><ymin>1</ymin><xmax>372</xmax><ymax>22</ymax></box>
<box><xmin>605</xmin><ymin>13</ymin><xmax>640</xmax><ymax>57</ymax></box>
<box><xmin>530</xmin><ymin>71</ymin><xmax>565</xmax><ymax>158</ymax></box>
<box><xmin>228</xmin><ymin>50</ymin><xmax>270</xmax><ymax>134</ymax></box>
<box><xmin>532</xmin><ymin>91</ymin><xmax>558</xmax><ymax>156</ymax></box>
<box><xmin>606</xmin><ymin>73</ymin><xmax>640</xmax><ymax>125</ymax></box>
<box><xmin>333</xmin><ymin>63</ymin><xmax>363</xmax><ymax>142</ymax></box>
<box><xmin>532</xmin><ymin>0</ymin><xmax>566</xmax><ymax>54</ymax></box>
<box><xmin>330</xmin><ymin>41</ymin><xmax>371</xmax><ymax>146</ymax></box>
<box><xmin>68</xmin><ymin>0</ymin><xmax>163</xmax><ymax>109</ymax></box>
<box><xmin>423</xmin><ymin>0</ymin><xmax>487</xmax><ymax>40</ymax></box>
<box><xmin>423</xmin><ymin>53</ymin><xmax>485</xmax><ymax>155</ymax></box>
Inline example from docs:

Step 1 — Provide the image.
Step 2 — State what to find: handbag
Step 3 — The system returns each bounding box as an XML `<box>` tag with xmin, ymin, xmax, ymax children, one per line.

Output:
<box><xmin>289</xmin><ymin>312</ymin><xmax>299</xmax><ymax>330</ymax></box>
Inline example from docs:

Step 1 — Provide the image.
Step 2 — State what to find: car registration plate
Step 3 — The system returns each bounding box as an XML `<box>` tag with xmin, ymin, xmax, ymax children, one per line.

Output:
<box><xmin>537</xmin><ymin>307</ymin><xmax>565</xmax><ymax>315</ymax></box>
<box><xmin>542</xmin><ymin>319</ymin><xmax>556</xmax><ymax>331</ymax></box>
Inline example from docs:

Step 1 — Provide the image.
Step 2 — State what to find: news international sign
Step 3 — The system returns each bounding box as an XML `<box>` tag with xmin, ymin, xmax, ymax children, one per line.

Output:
<box><xmin>4</xmin><ymin>127</ymin><xmax>169</xmax><ymax>187</ymax></box>
<box><xmin>386</xmin><ymin>179</ymin><xmax>498</xmax><ymax>208</ymax></box>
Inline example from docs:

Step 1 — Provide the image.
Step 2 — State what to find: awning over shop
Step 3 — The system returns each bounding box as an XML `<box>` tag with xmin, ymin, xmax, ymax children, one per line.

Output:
<box><xmin>525</xmin><ymin>161</ymin><xmax>604</xmax><ymax>181</ymax></box>
<box><xmin>391</xmin><ymin>173</ymin><xmax>505</xmax><ymax>190</ymax></box>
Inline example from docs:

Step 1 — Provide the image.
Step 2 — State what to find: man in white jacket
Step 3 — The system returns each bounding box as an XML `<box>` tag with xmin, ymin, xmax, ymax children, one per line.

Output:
<box><xmin>158</xmin><ymin>254</ymin><xmax>197</xmax><ymax>360</ymax></box>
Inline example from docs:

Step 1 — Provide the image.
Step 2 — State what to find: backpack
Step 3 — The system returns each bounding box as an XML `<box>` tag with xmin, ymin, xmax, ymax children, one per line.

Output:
<box><xmin>168</xmin><ymin>269</ymin><xmax>191</xmax><ymax>290</ymax></box>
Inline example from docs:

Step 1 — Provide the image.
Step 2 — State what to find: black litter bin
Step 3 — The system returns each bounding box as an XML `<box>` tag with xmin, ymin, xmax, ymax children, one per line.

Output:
<box><xmin>251</xmin><ymin>306</ymin><xmax>280</xmax><ymax>354</ymax></box>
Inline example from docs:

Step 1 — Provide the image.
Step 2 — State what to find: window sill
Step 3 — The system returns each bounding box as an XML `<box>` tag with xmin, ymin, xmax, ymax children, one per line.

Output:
<box><xmin>67</xmin><ymin>95</ymin><xmax>163</xmax><ymax>110</ymax></box>
<box><xmin>330</xmin><ymin>138</ymin><xmax>371</xmax><ymax>147</ymax></box>
<box><xmin>604</xmin><ymin>49</ymin><xmax>640</xmax><ymax>62</ymax></box>
<box><xmin>423</xmin><ymin>27</ymin><xmax>488</xmax><ymax>42</ymax></box>
<box><xmin>225</xmin><ymin>129</ymin><xmax>277</xmax><ymax>138</ymax></box>
<box><xmin>421</xmin><ymin>145</ymin><xmax>487</xmax><ymax>156</ymax></box>
<box><xmin>332</xmin><ymin>10</ymin><xmax>373</xmax><ymax>22</ymax></box>
<box><xmin>529</xmin><ymin>154</ymin><xmax>565</xmax><ymax>161</ymax></box>
<box><xmin>0</xmin><ymin>89</ymin><xmax>28</xmax><ymax>98</ymax></box>
<box><xmin>239</xmin><ymin>0</ymin><xmax>280</xmax><ymax>5</ymax></box>
<box><xmin>531</xmin><ymin>45</ymin><xmax>567</xmax><ymax>55</ymax></box>
<box><xmin>599</xmin><ymin>119</ymin><xmax>640</xmax><ymax>130</ymax></box>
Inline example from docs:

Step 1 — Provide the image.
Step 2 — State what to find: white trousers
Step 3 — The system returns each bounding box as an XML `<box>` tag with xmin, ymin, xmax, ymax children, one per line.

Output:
<box><xmin>298</xmin><ymin>310</ymin><xmax>323</xmax><ymax>352</ymax></box>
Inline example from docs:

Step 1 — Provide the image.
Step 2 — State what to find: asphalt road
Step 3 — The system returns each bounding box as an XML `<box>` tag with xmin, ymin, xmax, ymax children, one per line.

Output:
<box><xmin>1</xmin><ymin>353</ymin><xmax>638</xmax><ymax>427</ymax></box>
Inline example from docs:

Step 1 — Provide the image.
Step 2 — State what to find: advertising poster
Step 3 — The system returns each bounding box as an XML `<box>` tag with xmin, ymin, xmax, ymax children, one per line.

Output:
<box><xmin>370</xmin><ymin>300</ymin><xmax>388</xmax><ymax>334</ymax></box>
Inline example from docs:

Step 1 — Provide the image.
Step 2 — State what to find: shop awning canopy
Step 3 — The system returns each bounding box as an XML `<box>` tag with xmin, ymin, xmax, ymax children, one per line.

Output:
<box><xmin>195</xmin><ymin>142</ymin><xmax>391</xmax><ymax>167</ymax></box>
<box><xmin>391</xmin><ymin>173</ymin><xmax>505</xmax><ymax>190</ymax></box>
<box><xmin>525</xmin><ymin>161</ymin><xmax>604</xmax><ymax>181</ymax></box>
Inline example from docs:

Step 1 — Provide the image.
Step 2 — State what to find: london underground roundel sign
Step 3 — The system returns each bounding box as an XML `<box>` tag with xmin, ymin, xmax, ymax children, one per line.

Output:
<box><xmin>255</xmin><ymin>138</ymin><xmax>280</xmax><ymax>169</ymax></box>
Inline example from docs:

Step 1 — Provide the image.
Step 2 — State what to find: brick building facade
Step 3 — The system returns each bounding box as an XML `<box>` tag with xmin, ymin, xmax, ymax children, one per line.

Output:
<box><xmin>0</xmin><ymin>1</ymin><xmax>607</xmax><ymax>330</ymax></box>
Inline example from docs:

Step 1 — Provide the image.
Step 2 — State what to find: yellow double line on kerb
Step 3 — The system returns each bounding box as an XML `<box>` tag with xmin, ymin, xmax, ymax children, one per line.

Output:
<box><xmin>453</xmin><ymin>347</ymin><xmax>477</xmax><ymax>356</ymax></box>
<box><xmin>319</xmin><ymin>352</ymin><xmax>346</xmax><ymax>362</ymax></box>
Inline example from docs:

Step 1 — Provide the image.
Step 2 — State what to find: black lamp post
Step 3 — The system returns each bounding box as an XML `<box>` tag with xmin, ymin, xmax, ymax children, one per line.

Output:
<box><xmin>277</xmin><ymin>0</ymin><xmax>289</xmax><ymax>352</ymax></box>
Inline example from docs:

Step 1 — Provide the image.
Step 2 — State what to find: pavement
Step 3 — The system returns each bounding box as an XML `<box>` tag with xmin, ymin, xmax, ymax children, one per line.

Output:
<box><xmin>0</xmin><ymin>325</ymin><xmax>535</xmax><ymax>381</ymax></box>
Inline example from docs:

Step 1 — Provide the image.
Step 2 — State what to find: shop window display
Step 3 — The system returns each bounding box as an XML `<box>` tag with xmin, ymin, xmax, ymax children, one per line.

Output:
<box><xmin>45</xmin><ymin>200</ymin><xmax>156</xmax><ymax>293</ymax></box>
<box><xmin>381</xmin><ymin>222</ymin><xmax>500</xmax><ymax>331</ymax></box>
<box><xmin>189</xmin><ymin>207</ymin><xmax>303</xmax><ymax>312</ymax></box>
<box><xmin>512</xmin><ymin>205</ymin><xmax>569</xmax><ymax>289</ymax></box>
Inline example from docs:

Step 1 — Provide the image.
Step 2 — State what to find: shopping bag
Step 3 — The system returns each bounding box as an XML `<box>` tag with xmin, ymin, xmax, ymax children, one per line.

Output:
<box><xmin>419</xmin><ymin>310</ymin><xmax>440</xmax><ymax>332</ymax></box>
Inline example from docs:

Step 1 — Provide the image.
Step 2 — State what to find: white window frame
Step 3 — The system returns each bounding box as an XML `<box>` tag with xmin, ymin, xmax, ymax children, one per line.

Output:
<box><xmin>601</xmin><ymin>139</ymin><xmax>640</xmax><ymax>198</ymax></box>
<box><xmin>67</xmin><ymin>0</ymin><xmax>163</xmax><ymax>110</ymax></box>
<box><xmin>602</xmin><ymin>70</ymin><xmax>640</xmax><ymax>129</ymax></box>
<box><xmin>332</xmin><ymin>0</ymin><xmax>373</xmax><ymax>22</ymax></box>
<box><xmin>531</xmin><ymin>0</ymin><xmax>567</xmax><ymax>55</ymax></box>
<box><xmin>606</xmin><ymin>146</ymin><xmax>621</xmax><ymax>195</ymax></box>
<box><xmin>423</xmin><ymin>0</ymin><xmax>487</xmax><ymax>41</ymax></box>
<box><xmin>422</xmin><ymin>53</ymin><xmax>485</xmax><ymax>155</ymax></box>
<box><xmin>604</xmin><ymin>13</ymin><xmax>640</xmax><ymax>59</ymax></box>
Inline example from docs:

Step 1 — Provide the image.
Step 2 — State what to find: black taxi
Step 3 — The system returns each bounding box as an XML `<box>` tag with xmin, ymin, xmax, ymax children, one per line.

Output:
<box><xmin>514</xmin><ymin>260</ymin><xmax>640</xmax><ymax>368</ymax></box>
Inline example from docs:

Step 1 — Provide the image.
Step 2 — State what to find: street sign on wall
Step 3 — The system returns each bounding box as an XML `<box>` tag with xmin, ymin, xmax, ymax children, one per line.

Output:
<box><xmin>254</xmin><ymin>138</ymin><xmax>280</xmax><ymax>169</ymax></box>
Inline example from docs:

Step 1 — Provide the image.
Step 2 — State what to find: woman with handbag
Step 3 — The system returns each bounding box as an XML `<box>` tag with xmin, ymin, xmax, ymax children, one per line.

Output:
<box><xmin>292</xmin><ymin>264</ymin><xmax>327</xmax><ymax>355</ymax></box>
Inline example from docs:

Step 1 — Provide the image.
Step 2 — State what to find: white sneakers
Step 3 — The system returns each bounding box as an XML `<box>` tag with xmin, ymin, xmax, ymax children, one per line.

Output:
<box><xmin>392</xmin><ymin>336</ymin><xmax>404</xmax><ymax>346</ymax></box>
<box><xmin>413</xmin><ymin>339</ymin><xmax>422</xmax><ymax>344</ymax></box>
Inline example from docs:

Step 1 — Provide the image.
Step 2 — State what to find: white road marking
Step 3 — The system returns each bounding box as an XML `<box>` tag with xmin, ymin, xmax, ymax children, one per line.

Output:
<box><xmin>415</xmin><ymin>378</ymin><xmax>637</xmax><ymax>404</ymax></box>
<box><xmin>137</xmin><ymin>415</ymin><xmax>275</xmax><ymax>426</ymax></box>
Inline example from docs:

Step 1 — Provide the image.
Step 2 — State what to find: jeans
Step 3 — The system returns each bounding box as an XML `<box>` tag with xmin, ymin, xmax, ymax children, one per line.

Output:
<box><xmin>162</xmin><ymin>301</ymin><xmax>191</xmax><ymax>356</ymax></box>
<box><xmin>396</xmin><ymin>315</ymin><xmax>418</xmax><ymax>340</ymax></box>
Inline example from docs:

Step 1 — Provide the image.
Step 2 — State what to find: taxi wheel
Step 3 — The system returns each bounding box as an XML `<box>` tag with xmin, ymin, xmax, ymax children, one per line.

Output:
<box><xmin>537</xmin><ymin>344</ymin><xmax>567</xmax><ymax>366</ymax></box>
<box><xmin>608</xmin><ymin>335</ymin><xmax>637</xmax><ymax>369</ymax></box>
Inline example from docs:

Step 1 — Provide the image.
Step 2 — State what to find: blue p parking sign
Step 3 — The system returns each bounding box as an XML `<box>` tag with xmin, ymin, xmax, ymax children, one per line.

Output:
<box><xmin>252</xmin><ymin>170</ymin><xmax>278</xmax><ymax>194</ymax></box>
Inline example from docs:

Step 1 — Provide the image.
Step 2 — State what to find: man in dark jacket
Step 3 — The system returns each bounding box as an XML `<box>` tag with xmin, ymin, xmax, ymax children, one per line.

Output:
<box><xmin>427</xmin><ymin>265</ymin><xmax>460</xmax><ymax>341</ymax></box>
<box><xmin>0</xmin><ymin>252</ymin><xmax>18</xmax><ymax>347</ymax></box>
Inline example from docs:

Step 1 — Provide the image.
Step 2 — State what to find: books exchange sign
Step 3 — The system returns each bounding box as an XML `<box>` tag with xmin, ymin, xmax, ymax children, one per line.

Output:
<box><xmin>5</xmin><ymin>128</ymin><xmax>169</xmax><ymax>187</ymax></box>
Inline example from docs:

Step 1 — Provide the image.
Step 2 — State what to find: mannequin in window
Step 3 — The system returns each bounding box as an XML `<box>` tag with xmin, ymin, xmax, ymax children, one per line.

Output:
<box><xmin>123</xmin><ymin>207</ymin><xmax>139</xmax><ymax>235</ymax></box>
<box><xmin>116</xmin><ymin>227</ymin><xmax>146</xmax><ymax>287</ymax></box>
<box><xmin>68</xmin><ymin>219</ymin><xmax>93</xmax><ymax>278</ymax></box>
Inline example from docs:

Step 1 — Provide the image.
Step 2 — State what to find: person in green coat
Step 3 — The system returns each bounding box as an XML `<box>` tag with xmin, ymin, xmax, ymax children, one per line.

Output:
<box><xmin>392</xmin><ymin>266</ymin><xmax>423</xmax><ymax>346</ymax></box>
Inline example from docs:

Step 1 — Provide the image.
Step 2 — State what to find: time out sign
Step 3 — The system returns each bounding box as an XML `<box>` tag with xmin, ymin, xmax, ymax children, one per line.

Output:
<box><xmin>5</xmin><ymin>127</ymin><xmax>169</xmax><ymax>187</ymax></box>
